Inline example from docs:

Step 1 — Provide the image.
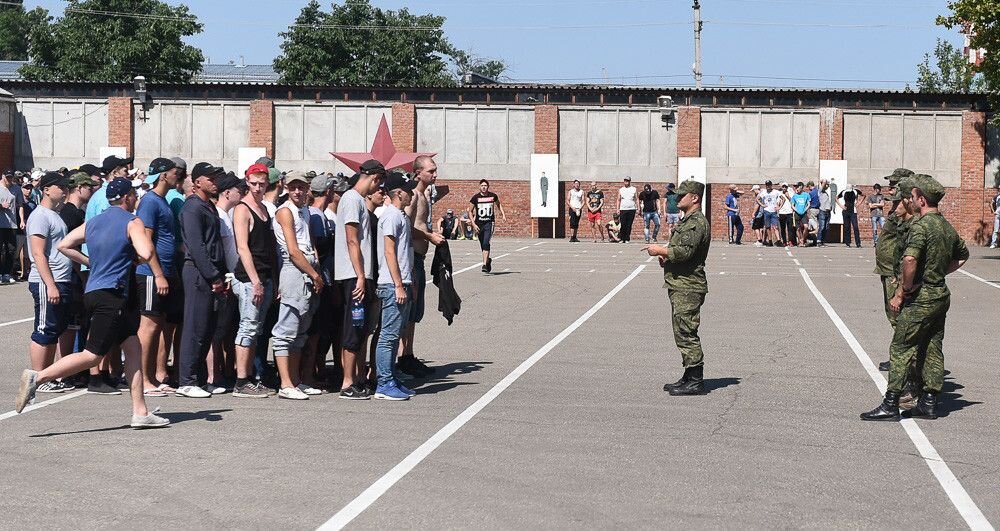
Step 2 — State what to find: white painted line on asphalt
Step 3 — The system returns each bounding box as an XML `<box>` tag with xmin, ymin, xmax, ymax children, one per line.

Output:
<box><xmin>533</xmin><ymin>241</ymin><xmax>545</xmax><ymax>246</ymax></box>
<box><xmin>845</xmin><ymin>273</ymin><xmax>852</xmax><ymax>277</ymax></box>
<box><xmin>0</xmin><ymin>390</ymin><xmax>88</xmax><ymax>422</ymax></box>
<box><xmin>761</xmin><ymin>272</ymin><xmax>767</xmax><ymax>276</ymax></box>
<box><xmin>513</xmin><ymin>246</ymin><xmax>531</xmax><ymax>252</ymax></box>
<box><xmin>719</xmin><ymin>271</ymin><xmax>726</xmax><ymax>275</ymax></box>
<box><xmin>544</xmin><ymin>268</ymin><xmax>552</xmax><ymax>272</ymax></box>
<box><xmin>958</xmin><ymin>269</ymin><xmax>1000</xmax><ymax>290</ymax></box>
<box><xmin>588</xmin><ymin>269</ymin><xmax>595</xmax><ymax>273</ymax></box>
<box><xmin>645</xmin><ymin>256</ymin><xmax>655</xmax><ymax>263</ymax></box>
<box><xmin>0</xmin><ymin>317</ymin><xmax>32</xmax><ymax>328</ymax></box>
<box><xmin>798</xmin><ymin>268</ymin><xmax>993</xmax><ymax>531</ymax></box>
<box><xmin>428</xmin><ymin>253</ymin><xmax>511</xmax><ymax>284</ymax></box>
<box><xmin>503</xmin><ymin>268</ymin><xmax>510</xmax><ymax>272</ymax></box>
<box><xmin>792</xmin><ymin>259</ymin><xmax>801</xmax><ymax>266</ymax></box>
<box><xmin>318</xmin><ymin>265</ymin><xmax>647</xmax><ymax>531</ymax></box>
<box><xmin>786</xmin><ymin>250</ymin><xmax>793</xmax><ymax>257</ymax></box>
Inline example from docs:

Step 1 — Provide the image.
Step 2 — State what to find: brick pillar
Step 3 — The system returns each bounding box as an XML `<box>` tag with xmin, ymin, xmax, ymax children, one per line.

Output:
<box><xmin>956</xmin><ymin>111</ymin><xmax>987</xmax><ymax>244</ymax></box>
<box><xmin>0</xmin><ymin>132</ymin><xmax>12</xmax><ymax>171</ymax></box>
<box><xmin>534</xmin><ymin>105</ymin><xmax>558</xmax><ymax>154</ymax></box>
<box><xmin>107</xmin><ymin>97</ymin><xmax>134</xmax><ymax>156</ymax></box>
<box><xmin>819</xmin><ymin>108</ymin><xmax>844</xmax><ymax>160</ymax></box>
<box><xmin>249</xmin><ymin>99</ymin><xmax>274</xmax><ymax>158</ymax></box>
<box><xmin>391</xmin><ymin>103</ymin><xmax>416</xmax><ymax>152</ymax></box>
<box><xmin>676</xmin><ymin>106</ymin><xmax>701</xmax><ymax>160</ymax></box>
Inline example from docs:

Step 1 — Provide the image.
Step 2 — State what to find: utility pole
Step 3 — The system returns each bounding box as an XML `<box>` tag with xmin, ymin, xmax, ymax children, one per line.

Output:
<box><xmin>693</xmin><ymin>0</ymin><xmax>703</xmax><ymax>88</ymax></box>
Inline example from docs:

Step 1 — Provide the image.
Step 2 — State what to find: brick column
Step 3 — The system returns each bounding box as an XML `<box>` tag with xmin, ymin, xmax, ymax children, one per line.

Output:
<box><xmin>249</xmin><ymin>99</ymin><xmax>274</xmax><ymax>158</ymax></box>
<box><xmin>534</xmin><ymin>105</ymin><xmax>558</xmax><ymax>154</ymax></box>
<box><xmin>107</xmin><ymin>97</ymin><xmax>134</xmax><ymax>156</ymax></box>
<box><xmin>391</xmin><ymin>103</ymin><xmax>416</xmax><ymax>152</ymax></box>
<box><xmin>819</xmin><ymin>108</ymin><xmax>844</xmax><ymax>160</ymax></box>
<box><xmin>956</xmin><ymin>111</ymin><xmax>987</xmax><ymax>243</ymax></box>
<box><xmin>676</xmin><ymin>106</ymin><xmax>701</xmax><ymax>160</ymax></box>
<box><xmin>0</xmin><ymin>131</ymin><xmax>12</xmax><ymax>171</ymax></box>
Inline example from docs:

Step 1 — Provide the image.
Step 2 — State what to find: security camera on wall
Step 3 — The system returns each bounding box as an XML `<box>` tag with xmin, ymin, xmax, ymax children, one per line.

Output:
<box><xmin>658</xmin><ymin>95</ymin><xmax>675</xmax><ymax>129</ymax></box>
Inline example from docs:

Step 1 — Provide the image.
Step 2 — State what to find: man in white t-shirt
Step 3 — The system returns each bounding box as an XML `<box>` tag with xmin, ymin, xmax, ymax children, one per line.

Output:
<box><xmin>565</xmin><ymin>179</ymin><xmax>584</xmax><ymax>243</ymax></box>
<box><xmin>617</xmin><ymin>177</ymin><xmax>637</xmax><ymax>243</ymax></box>
<box><xmin>991</xmin><ymin>191</ymin><xmax>1000</xmax><ymax>248</ymax></box>
<box><xmin>756</xmin><ymin>180</ymin><xmax>784</xmax><ymax>247</ymax></box>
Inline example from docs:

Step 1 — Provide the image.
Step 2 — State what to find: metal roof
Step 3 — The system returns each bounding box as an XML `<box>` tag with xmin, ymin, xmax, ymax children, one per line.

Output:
<box><xmin>0</xmin><ymin>60</ymin><xmax>279</xmax><ymax>83</ymax></box>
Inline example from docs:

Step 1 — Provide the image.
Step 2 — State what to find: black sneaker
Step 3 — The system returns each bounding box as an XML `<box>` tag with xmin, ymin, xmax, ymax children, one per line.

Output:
<box><xmin>481</xmin><ymin>264</ymin><xmax>488</xmax><ymax>273</ymax></box>
<box><xmin>339</xmin><ymin>384</ymin><xmax>371</xmax><ymax>400</ymax></box>
<box><xmin>87</xmin><ymin>378</ymin><xmax>122</xmax><ymax>395</ymax></box>
<box><xmin>398</xmin><ymin>356</ymin><xmax>430</xmax><ymax>378</ymax></box>
<box><xmin>411</xmin><ymin>357</ymin><xmax>435</xmax><ymax>376</ymax></box>
<box><xmin>485</xmin><ymin>258</ymin><xmax>492</xmax><ymax>272</ymax></box>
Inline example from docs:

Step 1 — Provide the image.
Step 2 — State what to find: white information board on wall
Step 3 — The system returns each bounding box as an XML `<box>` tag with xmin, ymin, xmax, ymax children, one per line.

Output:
<box><xmin>678</xmin><ymin>157</ymin><xmax>707</xmax><ymax>214</ymax></box>
<box><xmin>819</xmin><ymin>160</ymin><xmax>848</xmax><ymax>224</ymax></box>
<box><xmin>238</xmin><ymin>147</ymin><xmax>268</xmax><ymax>178</ymax></box>
<box><xmin>530</xmin><ymin>154</ymin><xmax>559</xmax><ymax>218</ymax></box>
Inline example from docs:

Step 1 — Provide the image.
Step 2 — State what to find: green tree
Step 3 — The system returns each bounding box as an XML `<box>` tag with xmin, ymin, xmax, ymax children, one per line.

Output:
<box><xmin>451</xmin><ymin>49</ymin><xmax>508</xmax><ymax>82</ymax></box>
<box><xmin>916</xmin><ymin>38</ymin><xmax>984</xmax><ymax>93</ymax></box>
<box><xmin>0</xmin><ymin>1</ymin><xmax>48</xmax><ymax>61</ymax></box>
<box><xmin>20</xmin><ymin>0</ymin><xmax>204</xmax><ymax>82</ymax></box>
<box><xmin>275</xmin><ymin>0</ymin><xmax>505</xmax><ymax>86</ymax></box>
<box><xmin>938</xmin><ymin>1</ymin><xmax>998</xmax><ymax>116</ymax></box>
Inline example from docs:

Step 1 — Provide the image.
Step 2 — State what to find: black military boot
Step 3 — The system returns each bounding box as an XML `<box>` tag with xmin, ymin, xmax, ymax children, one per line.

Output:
<box><xmin>860</xmin><ymin>391</ymin><xmax>901</xmax><ymax>421</ymax></box>
<box><xmin>908</xmin><ymin>392</ymin><xmax>938</xmax><ymax>420</ymax></box>
<box><xmin>663</xmin><ymin>368</ymin><xmax>692</xmax><ymax>393</ymax></box>
<box><xmin>878</xmin><ymin>360</ymin><xmax>890</xmax><ymax>371</ymax></box>
<box><xmin>667</xmin><ymin>366</ymin><xmax>704</xmax><ymax>396</ymax></box>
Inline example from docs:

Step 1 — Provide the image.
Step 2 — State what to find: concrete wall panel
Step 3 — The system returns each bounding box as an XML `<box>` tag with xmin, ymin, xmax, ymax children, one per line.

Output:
<box><xmin>618</xmin><ymin>111</ymin><xmax>650</xmax><ymax>166</ymax></box>
<box><xmin>792</xmin><ymin>113</ymin><xmax>819</xmax><ymax>169</ymax></box>
<box><xmin>586</xmin><ymin>111</ymin><xmax>617</xmax><ymax>165</ymax></box>
<box><xmin>192</xmin><ymin>105</ymin><xmax>224</xmax><ymax>160</ymax></box>
<box><xmin>558</xmin><ymin>110</ymin><xmax>587</xmax><ymax>164</ymax></box>
<box><xmin>902</xmin><ymin>114</ymin><xmax>936</xmax><ymax>171</ymax></box>
<box><xmin>760</xmin><ymin>113</ymin><xmax>791</xmax><ymax>168</ymax></box>
<box><xmin>133</xmin><ymin>104</ymin><xmax>162</xmax><ymax>162</ymax></box>
<box><xmin>222</xmin><ymin>105</ymin><xmax>250</xmax><ymax>162</ymax></box>
<box><xmin>870</xmin><ymin>115</ymin><xmax>904</xmax><ymax>170</ymax></box>
<box><xmin>843</xmin><ymin>113</ymin><xmax>872</xmax><ymax>174</ymax></box>
<box><xmin>415</xmin><ymin>107</ymin><xmax>445</xmax><ymax>155</ymax></box>
<box><xmin>19</xmin><ymin>102</ymin><xmax>52</xmax><ymax>160</ymax></box>
<box><xmin>844</xmin><ymin>112</ymin><xmax>962</xmax><ymax>187</ymax></box>
<box><xmin>159</xmin><ymin>104</ymin><xmax>192</xmax><ymax>160</ymax></box>
<box><xmin>728</xmin><ymin>112</ymin><xmax>761</xmax><ymax>168</ymax></box>
<box><xmin>650</xmin><ymin>113</ymin><xmax>676</xmax><ymax>167</ymax></box>
<box><xmin>52</xmin><ymin>103</ymin><xmax>84</xmax><ymax>158</ymax></box>
<box><xmin>701</xmin><ymin>111</ymin><xmax>729</xmax><ymax>167</ymax></box>
<box><xmin>934</xmin><ymin>116</ymin><xmax>962</xmax><ymax>180</ymax></box>
<box><xmin>507</xmin><ymin>109</ymin><xmax>534</xmax><ymax>164</ymax></box>
<box><xmin>303</xmin><ymin>106</ymin><xmax>334</xmax><ymax>162</ymax></box>
<box><xmin>476</xmin><ymin>109</ymin><xmax>507</xmax><ymax>164</ymax></box>
<box><xmin>444</xmin><ymin>108</ymin><xmax>476</xmax><ymax>164</ymax></box>
<box><xmin>334</xmin><ymin>107</ymin><xmax>365</xmax><ymax>153</ymax></box>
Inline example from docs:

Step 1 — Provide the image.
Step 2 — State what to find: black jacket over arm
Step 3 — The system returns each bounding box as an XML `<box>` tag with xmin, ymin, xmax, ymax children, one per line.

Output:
<box><xmin>431</xmin><ymin>241</ymin><xmax>461</xmax><ymax>325</ymax></box>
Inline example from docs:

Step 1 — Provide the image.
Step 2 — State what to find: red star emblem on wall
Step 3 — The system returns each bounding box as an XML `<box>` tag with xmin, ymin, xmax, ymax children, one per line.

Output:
<box><xmin>331</xmin><ymin>115</ymin><xmax>435</xmax><ymax>173</ymax></box>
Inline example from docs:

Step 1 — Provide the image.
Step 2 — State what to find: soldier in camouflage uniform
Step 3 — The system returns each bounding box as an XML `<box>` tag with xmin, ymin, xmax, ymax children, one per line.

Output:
<box><xmin>861</xmin><ymin>175</ymin><xmax>969</xmax><ymax>421</ymax></box>
<box><xmin>641</xmin><ymin>180</ymin><xmax>711</xmax><ymax>395</ymax></box>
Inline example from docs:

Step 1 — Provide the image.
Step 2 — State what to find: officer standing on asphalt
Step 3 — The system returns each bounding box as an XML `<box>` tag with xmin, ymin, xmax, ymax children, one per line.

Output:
<box><xmin>873</xmin><ymin>169</ymin><xmax>913</xmax><ymax>372</ymax></box>
<box><xmin>861</xmin><ymin>174</ymin><xmax>968</xmax><ymax>421</ymax></box>
<box><xmin>641</xmin><ymin>180</ymin><xmax>711</xmax><ymax>396</ymax></box>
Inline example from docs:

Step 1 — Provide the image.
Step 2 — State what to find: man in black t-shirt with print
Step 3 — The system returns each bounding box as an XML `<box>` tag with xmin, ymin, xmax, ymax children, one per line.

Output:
<box><xmin>837</xmin><ymin>184</ymin><xmax>863</xmax><ymax>248</ymax></box>
<box><xmin>469</xmin><ymin>179</ymin><xmax>506</xmax><ymax>273</ymax></box>
<box><xmin>586</xmin><ymin>181</ymin><xmax>605</xmax><ymax>243</ymax></box>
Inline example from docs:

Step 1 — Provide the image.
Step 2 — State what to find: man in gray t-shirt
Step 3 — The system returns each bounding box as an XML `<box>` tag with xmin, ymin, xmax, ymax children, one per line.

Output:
<box><xmin>0</xmin><ymin>173</ymin><xmax>17</xmax><ymax>283</ymax></box>
<box><xmin>25</xmin><ymin>172</ymin><xmax>74</xmax><ymax>382</ymax></box>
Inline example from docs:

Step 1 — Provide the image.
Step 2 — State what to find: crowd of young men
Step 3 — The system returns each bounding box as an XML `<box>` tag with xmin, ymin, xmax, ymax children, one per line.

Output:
<box><xmin>14</xmin><ymin>153</ymin><xmax>456</xmax><ymax>426</ymax></box>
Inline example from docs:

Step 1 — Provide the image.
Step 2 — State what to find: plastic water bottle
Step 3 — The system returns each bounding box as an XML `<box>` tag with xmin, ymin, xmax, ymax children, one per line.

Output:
<box><xmin>351</xmin><ymin>299</ymin><xmax>365</xmax><ymax>328</ymax></box>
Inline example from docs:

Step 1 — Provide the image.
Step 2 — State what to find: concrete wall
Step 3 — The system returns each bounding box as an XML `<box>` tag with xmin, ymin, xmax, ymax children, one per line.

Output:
<box><xmin>416</xmin><ymin>105</ymin><xmax>534</xmax><ymax>181</ymax></box>
<box><xmin>843</xmin><ymin>111</ymin><xmax>963</xmax><ymax>187</ymax></box>
<box><xmin>15</xmin><ymin>98</ymin><xmax>108</xmax><ymax>169</ymax></box>
<box><xmin>273</xmin><ymin>103</ymin><xmax>392</xmax><ymax>173</ymax></box>
<box><xmin>558</xmin><ymin>107</ymin><xmax>676</xmax><ymax>181</ymax></box>
<box><xmin>700</xmin><ymin>110</ymin><xmax>820</xmax><ymax>183</ymax></box>
<box><xmin>133</xmin><ymin>100</ymin><xmax>249</xmax><ymax>170</ymax></box>
<box><xmin>987</xmin><ymin>122</ymin><xmax>999</xmax><ymax>188</ymax></box>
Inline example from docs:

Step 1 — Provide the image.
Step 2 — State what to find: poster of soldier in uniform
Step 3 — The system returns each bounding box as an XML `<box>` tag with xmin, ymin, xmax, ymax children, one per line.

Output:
<box><xmin>530</xmin><ymin>154</ymin><xmax>558</xmax><ymax>218</ymax></box>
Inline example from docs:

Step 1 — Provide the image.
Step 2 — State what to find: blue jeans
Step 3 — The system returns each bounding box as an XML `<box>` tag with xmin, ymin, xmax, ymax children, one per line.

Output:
<box><xmin>376</xmin><ymin>284</ymin><xmax>411</xmax><ymax>387</ymax></box>
<box><xmin>870</xmin><ymin>216</ymin><xmax>885</xmax><ymax>244</ymax></box>
<box><xmin>817</xmin><ymin>210</ymin><xmax>830</xmax><ymax>244</ymax></box>
<box><xmin>642</xmin><ymin>211</ymin><xmax>661</xmax><ymax>241</ymax></box>
<box><xmin>232</xmin><ymin>278</ymin><xmax>274</xmax><ymax>347</ymax></box>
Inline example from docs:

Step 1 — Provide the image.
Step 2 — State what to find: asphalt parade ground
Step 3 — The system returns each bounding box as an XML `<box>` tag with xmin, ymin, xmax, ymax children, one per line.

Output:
<box><xmin>0</xmin><ymin>237</ymin><xmax>997</xmax><ymax>530</ymax></box>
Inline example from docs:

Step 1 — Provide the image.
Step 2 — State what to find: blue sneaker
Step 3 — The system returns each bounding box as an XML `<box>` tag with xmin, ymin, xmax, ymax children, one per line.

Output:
<box><xmin>373</xmin><ymin>382</ymin><xmax>409</xmax><ymax>401</ymax></box>
<box><xmin>395</xmin><ymin>380</ymin><xmax>416</xmax><ymax>397</ymax></box>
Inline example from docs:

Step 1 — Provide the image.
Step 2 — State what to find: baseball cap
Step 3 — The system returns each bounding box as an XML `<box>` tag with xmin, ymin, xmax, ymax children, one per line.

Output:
<box><xmin>284</xmin><ymin>170</ymin><xmax>310</xmax><ymax>185</ymax></box>
<box><xmin>216</xmin><ymin>172</ymin><xmax>242</xmax><ymax>193</ymax></box>
<box><xmin>267</xmin><ymin>167</ymin><xmax>282</xmax><ymax>184</ymax></box>
<box><xmin>146</xmin><ymin>157</ymin><xmax>176</xmax><ymax>185</ymax></box>
<box><xmin>447</xmin><ymin>208</ymin><xmax>454</xmax><ymax>214</ymax></box>
<box><xmin>170</xmin><ymin>157</ymin><xmax>188</xmax><ymax>173</ymax></box>
<box><xmin>310</xmin><ymin>174</ymin><xmax>333</xmax><ymax>193</ymax></box>
<box><xmin>330</xmin><ymin>174</ymin><xmax>349</xmax><ymax>193</ymax></box>
<box><xmin>105</xmin><ymin>178</ymin><xmax>133</xmax><ymax>202</ymax></box>
<box><xmin>359</xmin><ymin>159</ymin><xmax>386</xmax><ymax>175</ymax></box>
<box><xmin>764</xmin><ymin>180</ymin><xmax>773</xmax><ymax>186</ymax></box>
<box><xmin>751</xmin><ymin>184</ymin><xmax>760</xmax><ymax>191</ymax></box>
<box><xmin>623</xmin><ymin>176</ymin><xmax>631</xmax><ymax>182</ymax></box>
<box><xmin>255</xmin><ymin>156</ymin><xmax>275</xmax><ymax>168</ymax></box>
<box><xmin>191</xmin><ymin>162</ymin><xmax>224</xmax><ymax>179</ymax></box>
<box><xmin>68</xmin><ymin>172</ymin><xmax>98</xmax><ymax>188</ymax></box>
<box><xmin>245</xmin><ymin>163</ymin><xmax>269</xmax><ymax>178</ymax></box>
<box><xmin>77</xmin><ymin>164</ymin><xmax>102</xmax><ymax>177</ymax></box>
<box><xmin>101</xmin><ymin>155</ymin><xmax>133</xmax><ymax>174</ymax></box>
<box><xmin>676</xmin><ymin>179</ymin><xmax>705</xmax><ymax>198</ymax></box>
<box><xmin>37</xmin><ymin>171</ymin><xmax>69</xmax><ymax>190</ymax></box>
<box><xmin>795</xmin><ymin>181</ymin><xmax>804</xmax><ymax>187</ymax></box>
<box><xmin>382</xmin><ymin>170</ymin><xmax>418</xmax><ymax>193</ymax></box>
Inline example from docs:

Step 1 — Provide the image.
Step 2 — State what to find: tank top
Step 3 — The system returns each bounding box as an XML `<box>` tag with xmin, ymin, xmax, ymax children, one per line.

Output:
<box><xmin>233</xmin><ymin>201</ymin><xmax>276</xmax><ymax>283</ymax></box>
<box><xmin>273</xmin><ymin>201</ymin><xmax>315</xmax><ymax>264</ymax></box>
<box><xmin>85</xmin><ymin>206</ymin><xmax>136</xmax><ymax>293</ymax></box>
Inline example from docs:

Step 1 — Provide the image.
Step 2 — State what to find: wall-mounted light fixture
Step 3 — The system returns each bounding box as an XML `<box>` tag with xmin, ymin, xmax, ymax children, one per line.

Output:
<box><xmin>133</xmin><ymin>75</ymin><xmax>149</xmax><ymax>121</ymax></box>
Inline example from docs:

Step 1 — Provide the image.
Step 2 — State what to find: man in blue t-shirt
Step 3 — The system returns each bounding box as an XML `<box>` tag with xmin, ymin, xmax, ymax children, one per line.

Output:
<box><xmin>790</xmin><ymin>182</ymin><xmax>812</xmax><ymax>245</ymax></box>
<box><xmin>723</xmin><ymin>184</ymin><xmax>743</xmax><ymax>244</ymax></box>
<box><xmin>135</xmin><ymin>158</ymin><xmax>183</xmax><ymax>396</ymax></box>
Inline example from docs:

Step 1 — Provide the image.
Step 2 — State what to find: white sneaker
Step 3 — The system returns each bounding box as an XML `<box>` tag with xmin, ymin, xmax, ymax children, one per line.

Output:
<box><xmin>15</xmin><ymin>369</ymin><xmax>38</xmax><ymax>413</ymax></box>
<box><xmin>203</xmin><ymin>383</ymin><xmax>227</xmax><ymax>395</ymax></box>
<box><xmin>754</xmin><ymin>242</ymin><xmax>764</xmax><ymax>247</ymax></box>
<box><xmin>278</xmin><ymin>387</ymin><xmax>309</xmax><ymax>400</ymax></box>
<box><xmin>175</xmin><ymin>385</ymin><xmax>211</xmax><ymax>398</ymax></box>
<box><xmin>991</xmin><ymin>244</ymin><xmax>998</xmax><ymax>249</ymax></box>
<box><xmin>131</xmin><ymin>407</ymin><xmax>170</xmax><ymax>429</ymax></box>
<box><xmin>296</xmin><ymin>384</ymin><xmax>322</xmax><ymax>396</ymax></box>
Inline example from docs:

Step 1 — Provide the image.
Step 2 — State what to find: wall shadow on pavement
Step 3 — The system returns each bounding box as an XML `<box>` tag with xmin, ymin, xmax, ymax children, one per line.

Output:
<box><xmin>703</xmin><ymin>377</ymin><xmax>741</xmax><ymax>393</ymax></box>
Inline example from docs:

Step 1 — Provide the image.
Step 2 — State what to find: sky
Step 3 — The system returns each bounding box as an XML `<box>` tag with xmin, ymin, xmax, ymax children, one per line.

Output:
<box><xmin>26</xmin><ymin>0</ymin><xmax>962</xmax><ymax>89</ymax></box>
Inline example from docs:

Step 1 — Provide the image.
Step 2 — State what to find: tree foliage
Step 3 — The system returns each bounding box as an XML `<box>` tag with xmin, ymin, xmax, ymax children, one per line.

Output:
<box><xmin>916</xmin><ymin>38</ymin><xmax>984</xmax><ymax>93</ymax></box>
<box><xmin>274</xmin><ymin>0</ymin><xmax>506</xmax><ymax>86</ymax></box>
<box><xmin>938</xmin><ymin>1</ymin><xmax>998</xmax><ymax>116</ymax></box>
<box><xmin>20</xmin><ymin>0</ymin><xmax>204</xmax><ymax>82</ymax></box>
<box><xmin>451</xmin><ymin>49</ymin><xmax>508</xmax><ymax>82</ymax></box>
<box><xmin>0</xmin><ymin>0</ymin><xmax>48</xmax><ymax>61</ymax></box>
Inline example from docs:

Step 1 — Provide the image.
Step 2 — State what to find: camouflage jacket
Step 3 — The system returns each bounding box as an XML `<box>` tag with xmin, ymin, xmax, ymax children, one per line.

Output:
<box><xmin>902</xmin><ymin>212</ymin><xmax>969</xmax><ymax>298</ymax></box>
<box><xmin>892</xmin><ymin>216</ymin><xmax>914</xmax><ymax>280</ymax></box>
<box><xmin>873</xmin><ymin>213</ymin><xmax>898</xmax><ymax>277</ymax></box>
<box><xmin>663</xmin><ymin>209</ymin><xmax>710</xmax><ymax>293</ymax></box>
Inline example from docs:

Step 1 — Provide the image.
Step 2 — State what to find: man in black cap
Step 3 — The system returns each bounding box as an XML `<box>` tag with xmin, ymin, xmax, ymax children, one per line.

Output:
<box><xmin>176</xmin><ymin>162</ymin><xmax>227</xmax><ymax>398</ymax></box>
<box><xmin>641</xmin><ymin>179</ymin><xmax>712</xmax><ymax>395</ymax></box>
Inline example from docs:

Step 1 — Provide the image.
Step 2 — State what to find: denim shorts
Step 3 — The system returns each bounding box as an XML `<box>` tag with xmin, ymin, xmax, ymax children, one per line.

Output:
<box><xmin>232</xmin><ymin>277</ymin><xmax>274</xmax><ymax>348</ymax></box>
<box><xmin>762</xmin><ymin>210</ymin><xmax>779</xmax><ymax>227</ymax></box>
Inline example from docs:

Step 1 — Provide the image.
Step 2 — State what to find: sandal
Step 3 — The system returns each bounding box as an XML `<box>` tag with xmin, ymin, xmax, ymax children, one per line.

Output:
<box><xmin>156</xmin><ymin>383</ymin><xmax>177</xmax><ymax>393</ymax></box>
<box><xmin>143</xmin><ymin>388</ymin><xmax>168</xmax><ymax>397</ymax></box>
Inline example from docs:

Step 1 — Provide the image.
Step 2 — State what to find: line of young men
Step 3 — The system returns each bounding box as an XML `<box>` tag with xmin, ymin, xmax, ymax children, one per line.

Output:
<box><xmin>567</xmin><ymin>179</ymin><xmax>681</xmax><ymax>244</ymax></box>
<box><xmin>14</xmin><ymin>153</ymin><xmax>452</xmax><ymax>424</ymax></box>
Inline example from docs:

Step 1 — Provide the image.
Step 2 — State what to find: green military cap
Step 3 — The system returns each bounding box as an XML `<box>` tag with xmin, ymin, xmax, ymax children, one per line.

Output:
<box><xmin>267</xmin><ymin>167</ymin><xmax>282</xmax><ymax>184</ymax></box>
<box><xmin>675</xmin><ymin>179</ymin><xmax>705</xmax><ymax>198</ymax></box>
<box><xmin>911</xmin><ymin>174</ymin><xmax>945</xmax><ymax>203</ymax></box>
<box><xmin>883</xmin><ymin>167</ymin><xmax>914</xmax><ymax>184</ymax></box>
<box><xmin>68</xmin><ymin>171</ymin><xmax>98</xmax><ymax>188</ymax></box>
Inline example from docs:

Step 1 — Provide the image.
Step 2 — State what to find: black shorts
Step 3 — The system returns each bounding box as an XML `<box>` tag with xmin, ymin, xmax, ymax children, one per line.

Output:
<box><xmin>338</xmin><ymin>278</ymin><xmax>376</xmax><ymax>352</ymax></box>
<box><xmin>751</xmin><ymin>215</ymin><xmax>764</xmax><ymax>230</ymax></box>
<box><xmin>84</xmin><ymin>288</ymin><xmax>140</xmax><ymax>356</ymax></box>
<box><xmin>136</xmin><ymin>273</ymin><xmax>183</xmax><ymax>322</ymax></box>
<box><xmin>569</xmin><ymin>209</ymin><xmax>581</xmax><ymax>229</ymax></box>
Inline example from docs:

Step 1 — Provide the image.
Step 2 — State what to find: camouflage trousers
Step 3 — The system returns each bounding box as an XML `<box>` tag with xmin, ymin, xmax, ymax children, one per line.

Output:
<box><xmin>668</xmin><ymin>290</ymin><xmax>706</xmax><ymax>368</ymax></box>
<box><xmin>880</xmin><ymin>276</ymin><xmax>897</xmax><ymax>327</ymax></box>
<box><xmin>888</xmin><ymin>292</ymin><xmax>949</xmax><ymax>394</ymax></box>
